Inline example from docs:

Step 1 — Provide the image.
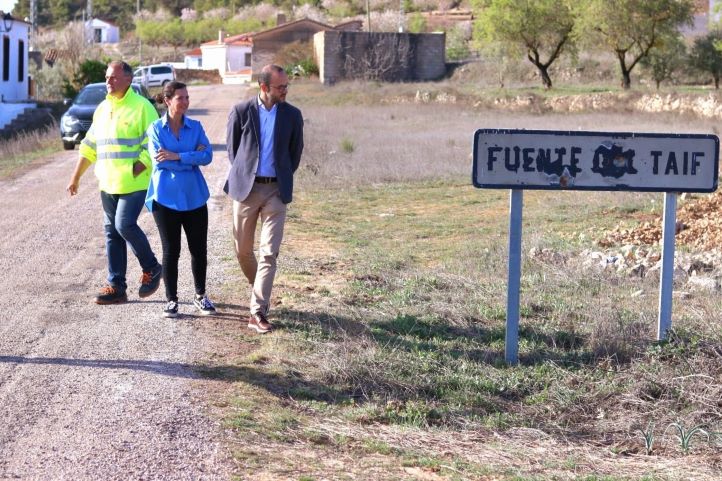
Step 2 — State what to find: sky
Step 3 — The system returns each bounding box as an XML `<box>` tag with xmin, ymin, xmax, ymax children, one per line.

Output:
<box><xmin>0</xmin><ymin>0</ymin><xmax>16</xmax><ymax>14</ymax></box>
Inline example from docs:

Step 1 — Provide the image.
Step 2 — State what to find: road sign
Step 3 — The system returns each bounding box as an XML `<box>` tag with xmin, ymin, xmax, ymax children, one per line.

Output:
<box><xmin>472</xmin><ymin>129</ymin><xmax>720</xmax><ymax>365</ymax></box>
<box><xmin>473</xmin><ymin>129</ymin><xmax>719</xmax><ymax>192</ymax></box>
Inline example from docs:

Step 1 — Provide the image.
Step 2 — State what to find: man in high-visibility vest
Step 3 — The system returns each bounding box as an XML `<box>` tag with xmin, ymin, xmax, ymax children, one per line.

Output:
<box><xmin>67</xmin><ymin>60</ymin><xmax>162</xmax><ymax>305</ymax></box>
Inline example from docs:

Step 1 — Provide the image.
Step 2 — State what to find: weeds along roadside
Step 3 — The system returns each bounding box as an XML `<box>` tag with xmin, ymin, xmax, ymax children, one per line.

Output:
<box><xmin>0</xmin><ymin>123</ymin><xmax>62</xmax><ymax>179</ymax></box>
<box><xmin>217</xmin><ymin>90</ymin><xmax>722</xmax><ymax>478</ymax></box>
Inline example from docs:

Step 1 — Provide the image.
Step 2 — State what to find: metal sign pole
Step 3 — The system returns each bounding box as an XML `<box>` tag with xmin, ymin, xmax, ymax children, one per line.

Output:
<box><xmin>657</xmin><ymin>192</ymin><xmax>677</xmax><ymax>340</ymax></box>
<box><xmin>506</xmin><ymin>189</ymin><xmax>523</xmax><ymax>365</ymax></box>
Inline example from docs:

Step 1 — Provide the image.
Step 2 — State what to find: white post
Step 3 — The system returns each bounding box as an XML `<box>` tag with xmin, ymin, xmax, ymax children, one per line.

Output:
<box><xmin>657</xmin><ymin>192</ymin><xmax>677</xmax><ymax>340</ymax></box>
<box><xmin>506</xmin><ymin>189</ymin><xmax>523</xmax><ymax>365</ymax></box>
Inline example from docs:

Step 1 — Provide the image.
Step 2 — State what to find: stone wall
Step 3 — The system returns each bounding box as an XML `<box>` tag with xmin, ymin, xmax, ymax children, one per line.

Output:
<box><xmin>314</xmin><ymin>31</ymin><xmax>446</xmax><ymax>84</ymax></box>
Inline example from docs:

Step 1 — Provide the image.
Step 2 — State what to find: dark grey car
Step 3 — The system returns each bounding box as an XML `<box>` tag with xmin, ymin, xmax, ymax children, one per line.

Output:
<box><xmin>60</xmin><ymin>83</ymin><xmax>156</xmax><ymax>150</ymax></box>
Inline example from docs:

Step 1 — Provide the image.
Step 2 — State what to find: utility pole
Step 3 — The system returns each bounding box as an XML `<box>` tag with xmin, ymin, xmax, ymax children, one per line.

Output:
<box><xmin>86</xmin><ymin>0</ymin><xmax>92</xmax><ymax>43</ymax></box>
<box><xmin>29</xmin><ymin>0</ymin><xmax>37</xmax><ymax>44</ymax></box>
<box><xmin>398</xmin><ymin>0</ymin><xmax>404</xmax><ymax>33</ymax></box>
<box><xmin>30</xmin><ymin>0</ymin><xmax>37</xmax><ymax>33</ymax></box>
<box><xmin>137</xmin><ymin>0</ymin><xmax>142</xmax><ymax>64</ymax></box>
<box><xmin>366</xmin><ymin>0</ymin><xmax>371</xmax><ymax>32</ymax></box>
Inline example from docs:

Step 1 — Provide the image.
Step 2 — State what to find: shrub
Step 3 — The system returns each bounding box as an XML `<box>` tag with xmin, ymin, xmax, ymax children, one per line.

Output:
<box><xmin>275</xmin><ymin>41</ymin><xmax>319</xmax><ymax>78</ymax></box>
<box><xmin>62</xmin><ymin>59</ymin><xmax>108</xmax><ymax>99</ymax></box>
<box><xmin>340</xmin><ymin>138</ymin><xmax>355</xmax><ymax>154</ymax></box>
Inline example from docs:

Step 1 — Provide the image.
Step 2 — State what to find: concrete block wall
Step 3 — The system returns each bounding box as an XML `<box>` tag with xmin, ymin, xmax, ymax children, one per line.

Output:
<box><xmin>314</xmin><ymin>31</ymin><xmax>446</xmax><ymax>84</ymax></box>
<box><xmin>415</xmin><ymin>33</ymin><xmax>447</xmax><ymax>80</ymax></box>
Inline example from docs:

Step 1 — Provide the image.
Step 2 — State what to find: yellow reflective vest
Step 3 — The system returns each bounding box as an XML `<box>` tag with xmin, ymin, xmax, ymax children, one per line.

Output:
<box><xmin>79</xmin><ymin>87</ymin><xmax>159</xmax><ymax>194</ymax></box>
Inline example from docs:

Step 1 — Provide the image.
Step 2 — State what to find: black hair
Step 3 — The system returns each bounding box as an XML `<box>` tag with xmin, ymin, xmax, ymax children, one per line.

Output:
<box><xmin>154</xmin><ymin>81</ymin><xmax>187</xmax><ymax>104</ymax></box>
<box><xmin>258</xmin><ymin>64</ymin><xmax>285</xmax><ymax>87</ymax></box>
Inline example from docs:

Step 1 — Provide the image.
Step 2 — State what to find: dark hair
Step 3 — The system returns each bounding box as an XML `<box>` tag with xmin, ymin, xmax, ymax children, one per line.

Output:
<box><xmin>108</xmin><ymin>60</ymin><xmax>133</xmax><ymax>78</ymax></box>
<box><xmin>258</xmin><ymin>64</ymin><xmax>285</xmax><ymax>87</ymax></box>
<box><xmin>154</xmin><ymin>81</ymin><xmax>187</xmax><ymax>104</ymax></box>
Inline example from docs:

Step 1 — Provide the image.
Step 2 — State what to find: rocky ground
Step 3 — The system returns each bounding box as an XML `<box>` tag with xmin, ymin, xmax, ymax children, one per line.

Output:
<box><xmin>555</xmin><ymin>188</ymin><xmax>722</xmax><ymax>293</ymax></box>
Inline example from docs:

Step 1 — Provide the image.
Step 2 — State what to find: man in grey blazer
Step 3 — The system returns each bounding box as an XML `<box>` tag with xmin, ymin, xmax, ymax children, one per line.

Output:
<box><xmin>225</xmin><ymin>64</ymin><xmax>304</xmax><ymax>333</ymax></box>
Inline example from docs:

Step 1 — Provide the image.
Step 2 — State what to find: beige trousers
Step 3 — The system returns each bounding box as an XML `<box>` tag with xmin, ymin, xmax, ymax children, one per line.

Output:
<box><xmin>232</xmin><ymin>183</ymin><xmax>287</xmax><ymax>316</ymax></box>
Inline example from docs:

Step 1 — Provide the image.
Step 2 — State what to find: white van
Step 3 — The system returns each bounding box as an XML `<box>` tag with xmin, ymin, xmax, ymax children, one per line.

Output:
<box><xmin>133</xmin><ymin>64</ymin><xmax>176</xmax><ymax>87</ymax></box>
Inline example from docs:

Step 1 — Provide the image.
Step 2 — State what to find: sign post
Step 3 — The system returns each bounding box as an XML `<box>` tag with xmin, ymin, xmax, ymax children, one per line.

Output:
<box><xmin>472</xmin><ymin>129</ymin><xmax>719</xmax><ymax>364</ymax></box>
<box><xmin>506</xmin><ymin>189</ymin><xmax>523</xmax><ymax>365</ymax></box>
<box><xmin>658</xmin><ymin>193</ymin><xmax>677</xmax><ymax>340</ymax></box>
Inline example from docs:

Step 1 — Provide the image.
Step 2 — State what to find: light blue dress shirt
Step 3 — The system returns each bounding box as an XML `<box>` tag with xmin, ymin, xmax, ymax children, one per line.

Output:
<box><xmin>256</xmin><ymin>96</ymin><xmax>277</xmax><ymax>177</ymax></box>
<box><xmin>145</xmin><ymin>113</ymin><xmax>212</xmax><ymax>212</ymax></box>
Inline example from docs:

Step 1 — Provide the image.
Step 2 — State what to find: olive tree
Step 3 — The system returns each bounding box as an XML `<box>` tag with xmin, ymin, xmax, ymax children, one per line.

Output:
<box><xmin>575</xmin><ymin>0</ymin><xmax>694</xmax><ymax>89</ymax></box>
<box><xmin>689</xmin><ymin>31</ymin><xmax>722</xmax><ymax>89</ymax></box>
<box><xmin>640</xmin><ymin>33</ymin><xmax>687</xmax><ymax>90</ymax></box>
<box><xmin>473</xmin><ymin>0</ymin><xmax>575</xmax><ymax>89</ymax></box>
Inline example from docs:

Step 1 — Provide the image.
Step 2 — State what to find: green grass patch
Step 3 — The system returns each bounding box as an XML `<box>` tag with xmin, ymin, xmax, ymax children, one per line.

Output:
<box><xmin>220</xmin><ymin>124</ymin><xmax>721</xmax><ymax>478</ymax></box>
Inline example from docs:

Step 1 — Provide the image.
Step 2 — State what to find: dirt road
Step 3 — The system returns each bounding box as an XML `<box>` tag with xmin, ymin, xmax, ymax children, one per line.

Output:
<box><xmin>0</xmin><ymin>85</ymin><xmax>246</xmax><ymax>480</ymax></box>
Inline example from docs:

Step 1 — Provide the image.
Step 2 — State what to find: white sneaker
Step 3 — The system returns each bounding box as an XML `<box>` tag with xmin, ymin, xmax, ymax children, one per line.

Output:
<box><xmin>193</xmin><ymin>295</ymin><xmax>216</xmax><ymax>315</ymax></box>
<box><xmin>163</xmin><ymin>300</ymin><xmax>178</xmax><ymax>318</ymax></box>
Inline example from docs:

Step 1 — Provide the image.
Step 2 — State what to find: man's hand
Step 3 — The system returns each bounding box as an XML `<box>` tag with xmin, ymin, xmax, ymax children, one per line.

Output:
<box><xmin>155</xmin><ymin>148</ymin><xmax>180</xmax><ymax>163</ymax></box>
<box><xmin>67</xmin><ymin>157</ymin><xmax>91</xmax><ymax>197</ymax></box>
<box><xmin>196</xmin><ymin>144</ymin><xmax>207</xmax><ymax>152</ymax></box>
<box><xmin>132</xmin><ymin>161</ymin><xmax>147</xmax><ymax>177</ymax></box>
<box><xmin>66</xmin><ymin>178</ymin><xmax>80</xmax><ymax>196</ymax></box>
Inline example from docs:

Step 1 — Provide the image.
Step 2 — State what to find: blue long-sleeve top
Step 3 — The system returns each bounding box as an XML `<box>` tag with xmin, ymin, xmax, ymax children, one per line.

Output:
<box><xmin>145</xmin><ymin>113</ymin><xmax>212</xmax><ymax>212</ymax></box>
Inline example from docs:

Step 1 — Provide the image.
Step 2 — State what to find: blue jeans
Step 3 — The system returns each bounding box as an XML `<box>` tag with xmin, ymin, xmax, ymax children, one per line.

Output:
<box><xmin>101</xmin><ymin>190</ymin><xmax>159</xmax><ymax>291</ymax></box>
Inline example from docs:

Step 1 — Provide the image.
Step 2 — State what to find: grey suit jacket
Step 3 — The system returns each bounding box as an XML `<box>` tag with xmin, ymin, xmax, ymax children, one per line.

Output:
<box><xmin>224</xmin><ymin>97</ymin><xmax>304</xmax><ymax>204</ymax></box>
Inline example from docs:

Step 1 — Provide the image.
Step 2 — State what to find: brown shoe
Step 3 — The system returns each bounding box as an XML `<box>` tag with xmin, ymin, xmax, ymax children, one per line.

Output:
<box><xmin>248</xmin><ymin>312</ymin><xmax>273</xmax><ymax>333</ymax></box>
<box><xmin>95</xmin><ymin>285</ymin><xmax>128</xmax><ymax>305</ymax></box>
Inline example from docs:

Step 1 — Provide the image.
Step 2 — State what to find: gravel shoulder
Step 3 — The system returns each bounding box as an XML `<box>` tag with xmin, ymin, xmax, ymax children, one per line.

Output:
<box><xmin>0</xmin><ymin>84</ymin><xmax>248</xmax><ymax>480</ymax></box>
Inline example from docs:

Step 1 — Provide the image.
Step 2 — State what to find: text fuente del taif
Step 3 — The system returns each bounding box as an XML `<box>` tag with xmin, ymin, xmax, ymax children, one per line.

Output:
<box><xmin>473</xmin><ymin>130</ymin><xmax>719</xmax><ymax>193</ymax></box>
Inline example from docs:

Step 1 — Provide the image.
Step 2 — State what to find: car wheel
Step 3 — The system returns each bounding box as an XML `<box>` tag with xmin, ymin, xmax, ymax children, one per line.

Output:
<box><xmin>63</xmin><ymin>141</ymin><xmax>75</xmax><ymax>151</ymax></box>
<box><xmin>162</xmin><ymin>80</ymin><xmax>170</xmax><ymax>86</ymax></box>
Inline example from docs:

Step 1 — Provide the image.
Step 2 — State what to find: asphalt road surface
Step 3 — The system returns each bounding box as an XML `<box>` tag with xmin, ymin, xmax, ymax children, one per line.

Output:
<box><xmin>0</xmin><ymin>84</ymin><xmax>247</xmax><ymax>480</ymax></box>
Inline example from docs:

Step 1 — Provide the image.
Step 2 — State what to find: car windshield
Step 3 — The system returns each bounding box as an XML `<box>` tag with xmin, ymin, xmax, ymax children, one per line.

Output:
<box><xmin>74</xmin><ymin>86</ymin><xmax>107</xmax><ymax>105</ymax></box>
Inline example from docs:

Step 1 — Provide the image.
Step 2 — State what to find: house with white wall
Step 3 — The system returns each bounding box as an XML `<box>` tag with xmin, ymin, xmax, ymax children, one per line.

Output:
<box><xmin>682</xmin><ymin>0</ymin><xmax>722</xmax><ymax>36</ymax></box>
<box><xmin>194</xmin><ymin>17</ymin><xmax>342</xmax><ymax>84</ymax></box>
<box><xmin>184</xmin><ymin>47</ymin><xmax>202</xmax><ymax>69</ymax></box>
<box><xmin>0</xmin><ymin>12</ymin><xmax>33</xmax><ymax>129</ymax></box>
<box><xmin>200</xmin><ymin>30</ymin><xmax>253</xmax><ymax>81</ymax></box>
<box><xmin>85</xmin><ymin>18</ymin><xmax>119</xmax><ymax>44</ymax></box>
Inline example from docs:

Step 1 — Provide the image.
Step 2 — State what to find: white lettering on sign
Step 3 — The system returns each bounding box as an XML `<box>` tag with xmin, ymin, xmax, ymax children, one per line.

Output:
<box><xmin>473</xmin><ymin>129</ymin><xmax>719</xmax><ymax>192</ymax></box>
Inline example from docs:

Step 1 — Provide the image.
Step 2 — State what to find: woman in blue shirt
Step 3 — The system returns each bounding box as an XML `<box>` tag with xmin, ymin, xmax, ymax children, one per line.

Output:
<box><xmin>146</xmin><ymin>81</ymin><xmax>216</xmax><ymax>318</ymax></box>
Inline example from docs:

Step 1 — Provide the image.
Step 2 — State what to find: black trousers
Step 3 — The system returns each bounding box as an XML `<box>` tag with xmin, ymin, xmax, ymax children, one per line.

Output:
<box><xmin>152</xmin><ymin>201</ymin><xmax>208</xmax><ymax>302</ymax></box>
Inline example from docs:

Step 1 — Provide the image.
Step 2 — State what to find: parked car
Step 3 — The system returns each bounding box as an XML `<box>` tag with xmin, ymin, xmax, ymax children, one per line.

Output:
<box><xmin>133</xmin><ymin>64</ymin><xmax>176</xmax><ymax>87</ymax></box>
<box><xmin>60</xmin><ymin>83</ymin><xmax>157</xmax><ymax>151</ymax></box>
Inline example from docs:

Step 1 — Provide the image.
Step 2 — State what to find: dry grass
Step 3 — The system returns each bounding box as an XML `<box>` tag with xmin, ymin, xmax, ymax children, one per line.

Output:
<box><xmin>212</xmin><ymin>81</ymin><xmax>722</xmax><ymax>480</ymax></box>
<box><xmin>291</xmin><ymin>79</ymin><xmax>721</xmax><ymax>191</ymax></box>
<box><xmin>0</xmin><ymin>124</ymin><xmax>62</xmax><ymax>179</ymax></box>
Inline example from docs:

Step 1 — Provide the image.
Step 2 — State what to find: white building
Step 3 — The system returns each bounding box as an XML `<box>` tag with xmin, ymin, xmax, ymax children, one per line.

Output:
<box><xmin>0</xmin><ymin>12</ymin><xmax>33</xmax><ymax>129</ymax></box>
<box><xmin>200</xmin><ymin>31</ymin><xmax>252</xmax><ymax>79</ymax></box>
<box><xmin>184</xmin><ymin>47</ymin><xmax>202</xmax><ymax>69</ymax></box>
<box><xmin>85</xmin><ymin>18</ymin><xmax>119</xmax><ymax>44</ymax></box>
<box><xmin>683</xmin><ymin>0</ymin><xmax>722</xmax><ymax>37</ymax></box>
